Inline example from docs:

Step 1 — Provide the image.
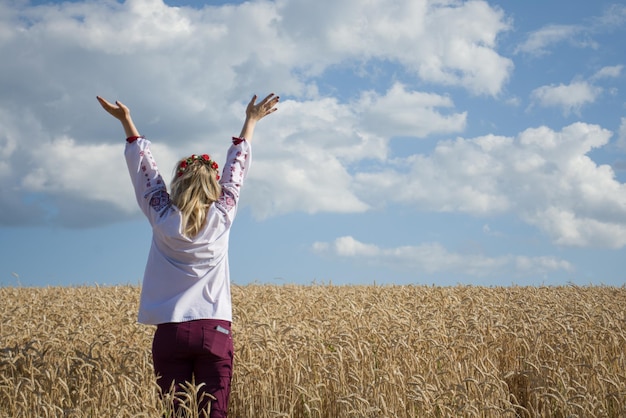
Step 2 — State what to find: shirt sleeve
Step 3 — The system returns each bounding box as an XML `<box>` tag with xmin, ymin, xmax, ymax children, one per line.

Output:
<box><xmin>215</xmin><ymin>137</ymin><xmax>252</xmax><ymax>222</ymax></box>
<box><xmin>124</xmin><ymin>137</ymin><xmax>171</xmax><ymax>226</ymax></box>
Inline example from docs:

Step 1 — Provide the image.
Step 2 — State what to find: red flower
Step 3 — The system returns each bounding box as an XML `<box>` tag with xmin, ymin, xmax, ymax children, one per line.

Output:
<box><xmin>177</xmin><ymin>154</ymin><xmax>219</xmax><ymax>179</ymax></box>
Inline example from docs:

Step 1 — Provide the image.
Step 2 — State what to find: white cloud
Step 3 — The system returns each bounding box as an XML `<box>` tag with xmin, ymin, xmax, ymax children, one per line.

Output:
<box><xmin>312</xmin><ymin>236</ymin><xmax>573</xmax><ymax>278</ymax></box>
<box><xmin>235</xmin><ymin>97</ymin><xmax>380</xmax><ymax>218</ymax></box>
<box><xmin>591</xmin><ymin>65</ymin><xmax>624</xmax><ymax>80</ymax></box>
<box><xmin>277</xmin><ymin>0</ymin><xmax>513</xmax><ymax>95</ymax></box>
<box><xmin>19</xmin><ymin>135</ymin><xmax>185</xmax><ymax>216</ymax></box>
<box><xmin>530</xmin><ymin>81</ymin><xmax>602</xmax><ymax>116</ymax></box>
<box><xmin>334</xmin><ymin>236</ymin><xmax>380</xmax><ymax>257</ymax></box>
<box><xmin>353</xmin><ymin>122</ymin><xmax>626</xmax><ymax>249</ymax></box>
<box><xmin>523</xmin><ymin>207</ymin><xmax>626</xmax><ymax>248</ymax></box>
<box><xmin>354</xmin><ymin>134</ymin><xmax>514</xmax><ymax>215</ymax></box>
<box><xmin>617</xmin><ymin>117</ymin><xmax>626</xmax><ymax>152</ymax></box>
<box><xmin>246</xmin><ymin>150</ymin><xmax>370</xmax><ymax>218</ymax></box>
<box><xmin>1</xmin><ymin>0</ymin><xmax>625</xmax><ymax>251</ymax></box>
<box><xmin>0</xmin><ymin>0</ymin><xmax>515</xmax><ymax>227</ymax></box>
<box><xmin>528</xmin><ymin>65</ymin><xmax>622</xmax><ymax>117</ymax></box>
<box><xmin>591</xmin><ymin>4</ymin><xmax>626</xmax><ymax>29</ymax></box>
<box><xmin>515</xmin><ymin>24</ymin><xmax>581</xmax><ymax>56</ymax></box>
<box><xmin>410</xmin><ymin>0</ymin><xmax>514</xmax><ymax>95</ymax></box>
<box><xmin>516</xmin><ymin>4</ymin><xmax>626</xmax><ymax>57</ymax></box>
<box><xmin>243</xmin><ymin>84</ymin><xmax>466</xmax><ymax>218</ymax></box>
<box><xmin>357</xmin><ymin>83</ymin><xmax>467</xmax><ymax>138</ymax></box>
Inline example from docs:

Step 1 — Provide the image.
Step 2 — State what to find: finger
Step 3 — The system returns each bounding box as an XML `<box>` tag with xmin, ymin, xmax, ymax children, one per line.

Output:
<box><xmin>259</xmin><ymin>93</ymin><xmax>275</xmax><ymax>105</ymax></box>
<box><xmin>97</xmin><ymin>96</ymin><xmax>112</xmax><ymax>107</ymax></box>
<box><xmin>97</xmin><ymin>97</ymin><xmax>117</xmax><ymax>113</ymax></box>
<box><xmin>267</xmin><ymin>96</ymin><xmax>279</xmax><ymax>111</ymax></box>
<box><xmin>262</xmin><ymin>106</ymin><xmax>278</xmax><ymax>117</ymax></box>
<box><xmin>248</xmin><ymin>94</ymin><xmax>258</xmax><ymax>107</ymax></box>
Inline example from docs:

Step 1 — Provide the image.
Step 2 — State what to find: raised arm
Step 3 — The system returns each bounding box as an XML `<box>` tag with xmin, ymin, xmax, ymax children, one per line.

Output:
<box><xmin>96</xmin><ymin>96</ymin><xmax>140</xmax><ymax>139</ymax></box>
<box><xmin>97</xmin><ymin>96</ymin><xmax>169</xmax><ymax>224</ymax></box>
<box><xmin>238</xmin><ymin>93</ymin><xmax>279</xmax><ymax>140</ymax></box>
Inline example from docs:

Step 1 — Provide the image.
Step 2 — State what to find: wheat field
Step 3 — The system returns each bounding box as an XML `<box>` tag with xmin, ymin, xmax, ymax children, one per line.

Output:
<box><xmin>1</xmin><ymin>284</ymin><xmax>625</xmax><ymax>417</ymax></box>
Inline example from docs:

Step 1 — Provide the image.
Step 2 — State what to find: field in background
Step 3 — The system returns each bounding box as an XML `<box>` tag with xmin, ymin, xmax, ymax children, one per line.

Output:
<box><xmin>1</xmin><ymin>284</ymin><xmax>625</xmax><ymax>417</ymax></box>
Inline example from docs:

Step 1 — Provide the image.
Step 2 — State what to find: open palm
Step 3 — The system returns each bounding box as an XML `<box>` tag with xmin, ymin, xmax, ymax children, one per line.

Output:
<box><xmin>96</xmin><ymin>96</ymin><xmax>131</xmax><ymax>121</ymax></box>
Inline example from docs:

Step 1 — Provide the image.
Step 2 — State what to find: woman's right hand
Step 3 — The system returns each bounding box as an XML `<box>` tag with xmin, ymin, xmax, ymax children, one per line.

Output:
<box><xmin>96</xmin><ymin>96</ymin><xmax>140</xmax><ymax>138</ymax></box>
<box><xmin>96</xmin><ymin>96</ymin><xmax>132</xmax><ymax>122</ymax></box>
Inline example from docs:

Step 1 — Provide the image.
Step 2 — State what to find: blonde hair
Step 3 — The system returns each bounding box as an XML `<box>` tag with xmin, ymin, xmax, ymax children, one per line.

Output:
<box><xmin>170</xmin><ymin>157</ymin><xmax>222</xmax><ymax>238</ymax></box>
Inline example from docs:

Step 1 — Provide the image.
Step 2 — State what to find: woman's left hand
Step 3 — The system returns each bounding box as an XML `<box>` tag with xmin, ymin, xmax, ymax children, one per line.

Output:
<box><xmin>245</xmin><ymin>93</ymin><xmax>279</xmax><ymax>123</ymax></box>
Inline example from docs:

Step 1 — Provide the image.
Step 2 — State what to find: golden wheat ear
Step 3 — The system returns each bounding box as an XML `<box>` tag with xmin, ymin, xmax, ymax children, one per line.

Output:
<box><xmin>2</xmin><ymin>285</ymin><xmax>625</xmax><ymax>416</ymax></box>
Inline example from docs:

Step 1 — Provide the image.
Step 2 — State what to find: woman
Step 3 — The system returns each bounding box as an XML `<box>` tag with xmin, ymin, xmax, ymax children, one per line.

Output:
<box><xmin>97</xmin><ymin>93</ymin><xmax>279</xmax><ymax>417</ymax></box>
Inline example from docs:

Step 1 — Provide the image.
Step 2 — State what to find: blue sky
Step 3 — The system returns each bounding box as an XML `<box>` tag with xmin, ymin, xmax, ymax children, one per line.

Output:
<box><xmin>1</xmin><ymin>0</ymin><xmax>625</xmax><ymax>287</ymax></box>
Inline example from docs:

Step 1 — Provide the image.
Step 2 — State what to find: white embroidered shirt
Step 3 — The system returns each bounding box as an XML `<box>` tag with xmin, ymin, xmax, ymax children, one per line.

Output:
<box><xmin>125</xmin><ymin>136</ymin><xmax>250</xmax><ymax>325</ymax></box>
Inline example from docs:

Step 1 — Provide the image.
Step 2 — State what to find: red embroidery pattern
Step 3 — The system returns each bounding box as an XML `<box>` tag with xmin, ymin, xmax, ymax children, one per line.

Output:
<box><xmin>149</xmin><ymin>190</ymin><xmax>170</xmax><ymax>213</ymax></box>
<box><xmin>215</xmin><ymin>139</ymin><xmax>249</xmax><ymax>212</ymax></box>
<box><xmin>217</xmin><ymin>193</ymin><xmax>236</xmax><ymax>212</ymax></box>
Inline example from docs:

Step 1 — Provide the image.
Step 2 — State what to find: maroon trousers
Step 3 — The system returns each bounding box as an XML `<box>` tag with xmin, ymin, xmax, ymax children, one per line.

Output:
<box><xmin>152</xmin><ymin>319</ymin><xmax>233</xmax><ymax>418</ymax></box>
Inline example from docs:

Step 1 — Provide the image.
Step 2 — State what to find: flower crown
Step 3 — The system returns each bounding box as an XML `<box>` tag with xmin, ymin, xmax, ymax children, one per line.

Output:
<box><xmin>177</xmin><ymin>154</ymin><xmax>220</xmax><ymax>180</ymax></box>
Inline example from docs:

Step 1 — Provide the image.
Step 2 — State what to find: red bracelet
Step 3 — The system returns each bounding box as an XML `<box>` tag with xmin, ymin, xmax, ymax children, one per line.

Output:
<box><xmin>126</xmin><ymin>135</ymin><xmax>144</xmax><ymax>143</ymax></box>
